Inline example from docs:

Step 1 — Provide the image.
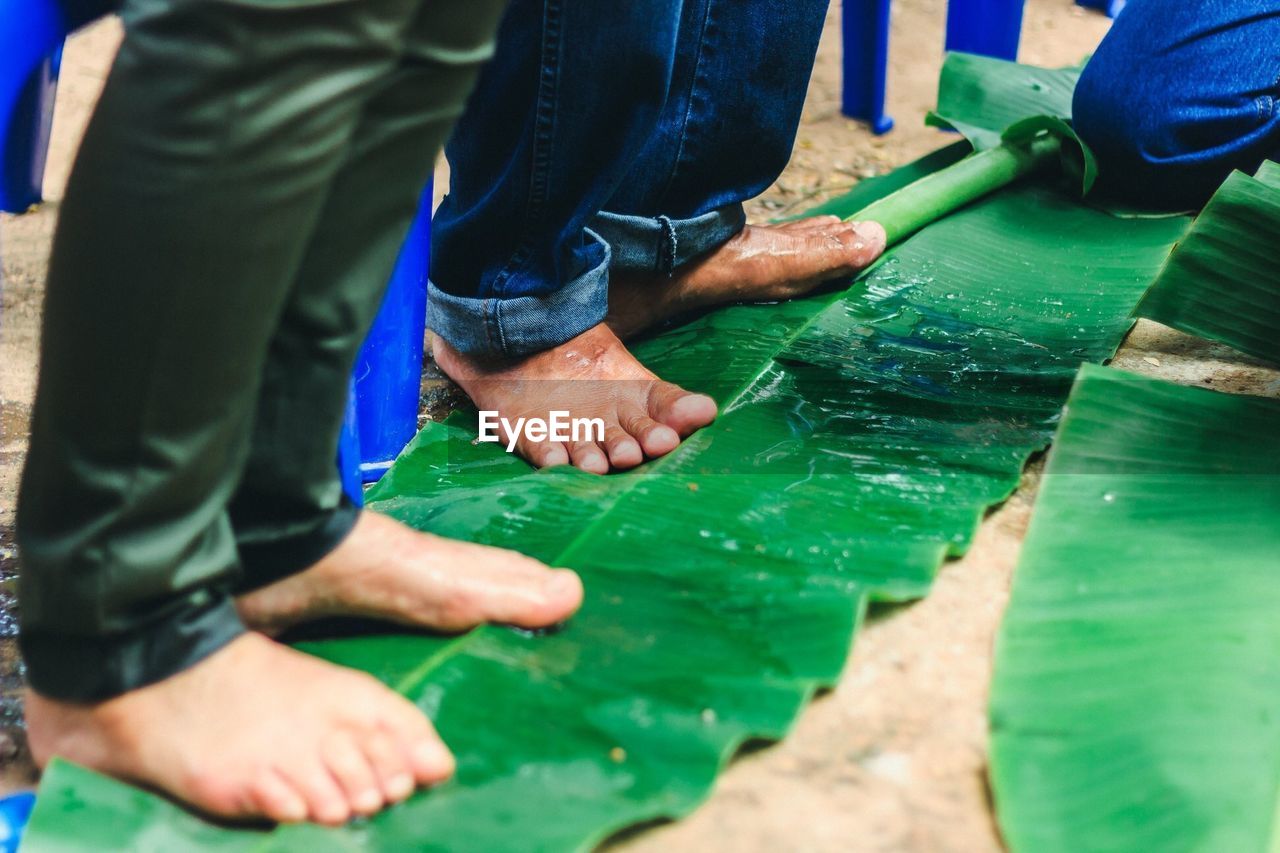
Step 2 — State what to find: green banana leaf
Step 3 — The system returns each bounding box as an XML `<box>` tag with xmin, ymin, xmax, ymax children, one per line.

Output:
<box><xmin>928</xmin><ymin>54</ymin><xmax>1096</xmax><ymax>198</ymax></box>
<box><xmin>1136</xmin><ymin>162</ymin><xmax>1280</xmax><ymax>364</ymax></box>
<box><xmin>927</xmin><ymin>52</ymin><xmax>1080</xmax><ymax>150</ymax></box>
<box><xmin>989</xmin><ymin>364</ymin><xmax>1280</xmax><ymax>852</ymax></box>
<box><xmin>23</xmin><ymin>169</ymin><xmax>1189</xmax><ymax>851</ymax></box>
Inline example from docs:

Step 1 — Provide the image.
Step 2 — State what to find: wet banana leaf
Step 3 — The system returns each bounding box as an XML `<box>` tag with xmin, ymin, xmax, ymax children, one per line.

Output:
<box><xmin>1137</xmin><ymin>163</ymin><xmax>1280</xmax><ymax>364</ymax></box>
<box><xmin>24</xmin><ymin>164</ymin><xmax>1189</xmax><ymax>850</ymax></box>
<box><xmin>989</xmin><ymin>364</ymin><xmax>1280</xmax><ymax>852</ymax></box>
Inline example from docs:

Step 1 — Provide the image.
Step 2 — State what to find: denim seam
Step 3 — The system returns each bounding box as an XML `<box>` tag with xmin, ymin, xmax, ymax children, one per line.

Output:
<box><xmin>483</xmin><ymin>297</ymin><xmax>499</xmax><ymax>354</ymax></box>
<box><xmin>658</xmin><ymin>215</ymin><xmax>678</xmax><ymax>275</ymax></box>
<box><xmin>1265</xmin><ymin>65</ymin><xmax>1280</xmax><ymax>122</ymax></box>
<box><xmin>488</xmin><ymin>0</ymin><xmax>563</xmax><ymax>301</ymax></box>
<box><xmin>494</xmin><ymin>299</ymin><xmax>512</xmax><ymax>356</ymax></box>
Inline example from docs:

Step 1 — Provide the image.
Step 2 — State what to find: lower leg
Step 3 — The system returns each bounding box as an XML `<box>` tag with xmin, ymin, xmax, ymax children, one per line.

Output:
<box><xmin>224</xmin><ymin>0</ymin><xmax>583</xmax><ymax>633</ymax></box>
<box><xmin>431</xmin><ymin>0</ymin><xmax>883</xmax><ymax>473</ymax></box>
<box><xmin>600</xmin><ymin>0</ymin><xmax>879</xmax><ymax>337</ymax></box>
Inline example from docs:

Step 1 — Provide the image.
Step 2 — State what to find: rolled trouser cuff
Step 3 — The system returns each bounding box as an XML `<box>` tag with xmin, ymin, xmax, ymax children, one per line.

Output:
<box><xmin>428</xmin><ymin>229</ymin><xmax>611</xmax><ymax>359</ymax></box>
<box><xmin>21</xmin><ymin>593</ymin><xmax>245</xmax><ymax>703</ymax></box>
<box><xmin>234</xmin><ymin>497</ymin><xmax>361</xmax><ymax>594</ymax></box>
<box><xmin>591</xmin><ymin>203</ymin><xmax>746</xmax><ymax>275</ymax></box>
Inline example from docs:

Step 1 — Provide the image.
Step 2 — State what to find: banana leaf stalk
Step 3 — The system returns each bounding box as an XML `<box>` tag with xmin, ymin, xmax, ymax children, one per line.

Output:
<box><xmin>854</xmin><ymin>135</ymin><xmax>1062</xmax><ymax>245</ymax></box>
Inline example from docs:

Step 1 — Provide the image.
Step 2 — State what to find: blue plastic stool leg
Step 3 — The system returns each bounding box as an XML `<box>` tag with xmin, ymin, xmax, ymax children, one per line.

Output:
<box><xmin>944</xmin><ymin>0</ymin><xmax>1025</xmax><ymax>60</ymax></box>
<box><xmin>840</xmin><ymin>0</ymin><xmax>894</xmax><ymax>134</ymax></box>
<box><xmin>351</xmin><ymin>180</ymin><xmax>433</xmax><ymax>483</ymax></box>
<box><xmin>0</xmin><ymin>0</ymin><xmax>65</xmax><ymax>214</ymax></box>
<box><xmin>337</xmin><ymin>376</ymin><xmax>365</xmax><ymax>506</ymax></box>
<box><xmin>0</xmin><ymin>791</ymin><xmax>35</xmax><ymax>853</ymax></box>
<box><xmin>1075</xmin><ymin>0</ymin><xmax>1124</xmax><ymax>17</ymax></box>
<box><xmin>0</xmin><ymin>50</ymin><xmax>60</xmax><ymax>213</ymax></box>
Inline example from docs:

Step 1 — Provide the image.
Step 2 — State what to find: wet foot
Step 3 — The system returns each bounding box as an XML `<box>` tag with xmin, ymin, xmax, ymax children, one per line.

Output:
<box><xmin>606</xmin><ymin>216</ymin><xmax>886</xmax><ymax>339</ymax></box>
<box><xmin>235</xmin><ymin>511</ymin><xmax>584</xmax><ymax>636</ymax></box>
<box><xmin>433</xmin><ymin>217</ymin><xmax>884</xmax><ymax>474</ymax></box>
<box><xmin>26</xmin><ymin>633</ymin><xmax>455</xmax><ymax>826</ymax></box>
<box><xmin>433</xmin><ymin>323</ymin><xmax>717</xmax><ymax>473</ymax></box>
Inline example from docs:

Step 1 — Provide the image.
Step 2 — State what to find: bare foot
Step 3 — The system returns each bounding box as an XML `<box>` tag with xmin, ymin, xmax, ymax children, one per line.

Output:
<box><xmin>433</xmin><ymin>323</ymin><xmax>718</xmax><ymax>473</ymax></box>
<box><xmin>26</xmin><ymin>633</ymin><xmax>454</xmax><ymax>826</ymax></box>
<box><xmin>433</xmin><ymin>217</ymin><xmax>883</xmax><ymax>474</ymax></box>
<box><xmin>606</xmin><ymin>216</ymin><xmax>886</xmax><ymax>339</ymax></box>
<box><xmin>236</xmin><ymin>511</ymin><xmax>584</xmax><ymax>636</ymax></box>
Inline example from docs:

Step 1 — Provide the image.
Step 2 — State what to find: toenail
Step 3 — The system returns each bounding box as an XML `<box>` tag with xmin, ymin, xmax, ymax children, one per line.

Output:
<box><xmin>279</xmin><ymin>794</ymin><xmax>308</xmax><ymax>823</ymax></box>
<box><xmin>853</xmin><ymin>221</ymin><xmax>886</xmax><ymax>244</ymax></box>
<box><xmin>353</xmin><ymin>789</ymin><xmax>382</xmax><ymax>813</ymax></box>
<box><xmin>319</xmin><ymin>804</ymin><xmax>351</xmax><ymax>825</ymax></box>
<box><xmin>545</xmin><ymin>569</ymin><xmax>580</xmax><ymax>597</ymax></box>
<box><xmin>387</xmin><ymin>773</ymin><xmax>414</xmax><ymax>801</ymax></box>
<box><xmin>413</xmin><ymin>740</ymin><xmax>454</xmax><ymax>776</ymax></box>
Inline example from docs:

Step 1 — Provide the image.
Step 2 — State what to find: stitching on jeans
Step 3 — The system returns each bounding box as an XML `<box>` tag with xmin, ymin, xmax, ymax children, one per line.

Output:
<box><xmin>1267</xmin><ymin>65</ymin><xmax>1280</xmax><ymax>122</ymax></box>
<box><xmin>483</xmin><ymin>298</ymin><xmax>498</xmax><ymax>353</ymax></box>
<box><xmin>493</xmin><ymin>300</ymin><xmax>511</xmax><ymax>357</ymax></box>
<box><xmin>657</xmin><ymin>215</ymin><xmax>678</xmax><ymax>275</ymax></box>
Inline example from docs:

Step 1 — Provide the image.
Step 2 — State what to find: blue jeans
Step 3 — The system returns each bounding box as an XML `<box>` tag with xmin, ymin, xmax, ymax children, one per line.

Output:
<box><xmin>429</xmin><ymin>0</ymin><xmax>830</xmax><ymax>358</ymax></box>
<box><xmin>1074</xmin><ymin>0</ymin><xmax>1280</xmax><ymax>208</ymax></box>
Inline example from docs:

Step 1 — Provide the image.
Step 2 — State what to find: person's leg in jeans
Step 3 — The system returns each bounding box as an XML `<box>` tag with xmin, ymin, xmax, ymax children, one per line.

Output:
<box><xmin>1073</xmin><ymin>0</ymin><xmax>1280</xmax><ymax>209</ymax></box>
<box><xmin>19</xmin><ymin>0</ymin><xmax>579</xmax><ymax>825</ymax></box>
<box><xmin>429</xmin><ymin>0</ymin><xmax>885</xmax><ymax>473</ymax></box>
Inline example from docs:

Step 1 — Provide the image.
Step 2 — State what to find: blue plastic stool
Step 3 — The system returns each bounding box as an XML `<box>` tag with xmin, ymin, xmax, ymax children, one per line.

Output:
<box><xmin>348</xmin><ymin>181</ymin><xmax>433</xmax><ymax>485</ymax></box>
<box><xmin>1076</xmin><ymin>0</ymin><xmax>1123</xmax><ymax>17</ymax></box>
<box><xmin>337</xmin><ymin>375</ymin><xmax>366</xmax><ymax>505</ymax></box>
<box><xmin>841</xmin><ymin>0</ymin><xmax>894</xmax><ymax>134</ymax></box>
<box><xmin>0</xmin><ymin>792</ymin><xmax>35</xmax><ymax>852</ymax></box>
<box><xmin>841</xmin><ymin>0</ymin><xmax>1027</xmax><ymax>133</ymax></box>
<box><xmin>944</xmin><ymin>0</ymin><xmax>1025</xmax><ymax>60</ymax></box>
<box><xmin>0</xmin><ymin>0</ymin><xmax>65</xmax><ymax>213</ymax></box>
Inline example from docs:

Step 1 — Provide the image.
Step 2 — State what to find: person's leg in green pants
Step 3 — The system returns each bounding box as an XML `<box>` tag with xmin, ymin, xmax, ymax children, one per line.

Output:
<box><xmin>17</xmin><ymin>0</ymin><xmax>582</xmax><ymax>826</ymax></box>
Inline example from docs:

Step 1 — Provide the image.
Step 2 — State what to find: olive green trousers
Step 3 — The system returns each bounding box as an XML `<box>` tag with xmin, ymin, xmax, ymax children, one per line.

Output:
<box><xmin>17</xmin><ymin>0</ymin><xmax>506</xmax><ymax>701</ymax></box>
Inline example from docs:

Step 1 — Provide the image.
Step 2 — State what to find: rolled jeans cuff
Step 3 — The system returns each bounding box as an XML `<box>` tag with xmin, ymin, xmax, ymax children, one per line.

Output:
<box><xmin>21</xmin><ymin>593</ymin><xmax>245</xmax><ymax>702</ymax></box>
<box><xmin>428</xmin><ymin>228</ymin><xmax>611</xmax><ymax>360</ymax></box>
<box><xmin>590</xmin><ymin>202</ymin><xmax>746</xmax><ymax>275</ymax></box>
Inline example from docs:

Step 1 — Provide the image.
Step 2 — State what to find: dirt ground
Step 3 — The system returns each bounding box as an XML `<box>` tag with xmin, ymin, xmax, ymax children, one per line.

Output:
<box><xmin>3</xmin><ymin>2</ymin><xmax>1278</xmax><ymax>850</ymax></box>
